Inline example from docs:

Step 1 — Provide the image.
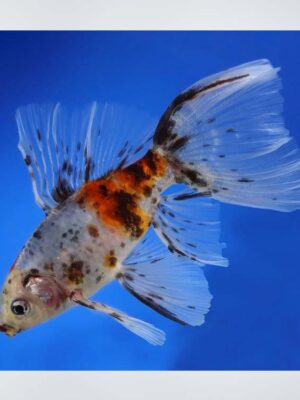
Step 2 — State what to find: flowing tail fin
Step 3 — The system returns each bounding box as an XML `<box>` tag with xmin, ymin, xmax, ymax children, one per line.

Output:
<box><xmin>153</xmin><ymin>59</ymin><xmax>300</xmax><ymax>212</ymax></box>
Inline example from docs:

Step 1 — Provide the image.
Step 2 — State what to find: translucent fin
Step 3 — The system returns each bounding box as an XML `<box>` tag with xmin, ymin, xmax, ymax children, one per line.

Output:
<box><xmin>16</xmin><ymin>102</ymin><xmax>154</xmax><ymax>212</ymax></box>
<box><xmin>154</xmin><ymin>59</ymin><xmax>300</xmax><ymax>212</ymax></box>
<box><xmin>153</xmin><ymin>189</ymin><xmax>228</xmax><ymax>267</ymax></box>
<box><xmin>121</xmin><ymin>229</ymin><xmax>213</xmax><ymax>326</ymax></box>
<box><xmin>70</xmin><ymin>290</ymin><xmax>165</xmax><ymax>346</ymax></box>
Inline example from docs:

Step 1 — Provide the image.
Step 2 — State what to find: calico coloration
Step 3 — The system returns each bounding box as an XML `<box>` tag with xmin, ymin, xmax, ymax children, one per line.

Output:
<box><xmin>1</xmin><ymin>59</ymin><xmax>300</xmax><ymax>345</ymax></box>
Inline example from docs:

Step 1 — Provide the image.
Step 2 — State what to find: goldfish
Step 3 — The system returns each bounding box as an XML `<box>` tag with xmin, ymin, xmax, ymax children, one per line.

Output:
<box><xmin>1</xmin><ymin>59</ymin><xmax>300</xmax><ymax>345</ymax></box>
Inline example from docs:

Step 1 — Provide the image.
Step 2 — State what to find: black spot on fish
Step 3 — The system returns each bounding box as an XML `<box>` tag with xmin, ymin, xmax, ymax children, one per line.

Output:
<box><xmin>126</xmin><ymin>163</ymin><xmax>149</xmax><ymax>184</ymax></box>
<box><xmin>173</xmin><ymin>192</ymin><xmax>205</xmax><ymax>201</ymax></box>
<box><xmin>114</xmin><ymin>190</ymin><xmax>144</xmax><ymax>239</ymax></box>
<box><xmin>168</xmin><ymin>135</ymin><xmax>190</xmax><ymax>152</ymax></box>
<box><xmin>37</xmin><ymin>129</ymin><xmax>42</xmax><ymax>141</ymax></box>
<box><xmin>133</xmin><ymin>143</ymin><xmax>145</xmax><ymax>154</ymax></box>
<box><xmin>115</xmin><ymin>272</ymin><xmax>123</xmax><ymax>280</ymax></box>
<box><xmin>24</xmin><ymin>155</ymin><xmax>31</xmax><ymax>166</ymax></box>
<box><xmin>124</xmin><ymin>273</ymin><xmax>134</xmax><ymax>282</ymax></box>
<box><xmin>238</xmin><ymin>178</ymin><xmax>254</xmax><ymax>183</ymax></box>
<box><xmin>143</xmin><ymin>186</ymin><xmax>152</xmax><ymax>197</ymax></box>
<box><xmin>118</xmin><ymin>143</ymin><xmax>128</xmax><ymax>158</ymax></box>
<box><xmin>30</xmin><ymin>268</ymin><xmax>40</xmax><ymax>275</ymax></box>
<box><xmin>207</xmin><ymin>118</ymin><xmax>216</xmax><ymax>123</ymax></box>
<box><xmin>66</xmin><ymin>261</ymin><xmax>84</xmax><ymax>284</ymax></box>
<box><xmin>167</xmin><ymin>211</ymin><xmax>175</xmax><ymax>218</ymax></box>
<box><xmin>149</xmin><ymin>292</ymin><xmax>164</xmax><ymax>300</ymax></box>
<box><xmin>110</xmin><ymin>312</ymin><xmax>123</xmax><ymax>322</ymax></box>
<box><xmin>33</xmin><ymin>230</ymin><xmax>42</xmax><ymax>240</ymax></box>
<box><xmin>143</xmin><ymin>150</ymin><xmax>158</xmax><ymax>175</ymax></box>
<box><xmin>52</xmin><ymin>175</ymin><xmax>75</xmax><ymax>203</ymax></box>
<box><xmin>62</xmin><ymin>160</ymin><xmax>68</xmax><ymax>172</ymax></box>
<box><xmin>99</xmin><ymin>184</ymin><xmax>108</xmax><ymax>196</ymax></box>
<box><xmin>84</xmin><ymin>157</ymin><xmax>92</xmax><ymax>182</ymax></box>
<box><xmin>150</xmin><ymin>257</ymin><xmax>163</xmax><ymax>264</ymax></box>
<box><xmin>180</xmin><ymin>167</ymin><xmax>208</xmax><ymax>187</ymax></box>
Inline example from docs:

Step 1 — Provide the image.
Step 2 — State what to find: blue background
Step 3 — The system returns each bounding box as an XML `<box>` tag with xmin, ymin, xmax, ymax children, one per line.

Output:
<box><xmin>0</xmin><ymin>31</ymin><xmax>299</xmax><ymax>370</ymax></box>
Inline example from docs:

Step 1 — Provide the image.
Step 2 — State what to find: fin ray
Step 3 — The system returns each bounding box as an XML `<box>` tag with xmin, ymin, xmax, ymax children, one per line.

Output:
<box><xmin>154</xmin><ymin>59</ymin><xmax>300</xmax><ymax>211</ymax></box>
<box><xmin>154</xmin><ymin>190</ymin><xmax>228</xmax><ymax>267</ymax></box>
<box><xmin>16</xmin><ymin>102</ymin><xmax>155</xmax><ymax>211</ymax></box>
<box><xmin>70</xmin><ymin>290</ymin><xmax>165</xmax><ymax>346</ymax></box>
<box><xmin>122</xmin><ymin>229</ymin><xmax>213</xmax><ymax>326</ymax></box>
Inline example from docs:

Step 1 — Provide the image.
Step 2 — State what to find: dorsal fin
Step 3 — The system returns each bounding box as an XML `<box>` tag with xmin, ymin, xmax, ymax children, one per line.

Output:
<box><xmin>16</xmin><ymin>102</ymin><xmax>155</xmax><ymax>213</ymax></box>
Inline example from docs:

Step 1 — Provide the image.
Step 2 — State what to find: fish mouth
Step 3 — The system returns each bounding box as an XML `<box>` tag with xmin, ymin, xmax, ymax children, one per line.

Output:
<box><xmin>0</xmin><ymin>323</ymin><xmax>21</xmax><ymax>337</ymax></box>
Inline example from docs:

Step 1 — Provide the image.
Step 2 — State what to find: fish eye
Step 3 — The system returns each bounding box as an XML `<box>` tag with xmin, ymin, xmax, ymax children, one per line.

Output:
<box><xmin>11</xmin><ymin>299</ymin><xmax>30</xmax><ymax>316</ymax></box>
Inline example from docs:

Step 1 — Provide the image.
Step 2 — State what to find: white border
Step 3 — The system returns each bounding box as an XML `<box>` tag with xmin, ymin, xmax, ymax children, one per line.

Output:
<box><xmin>0</xmin><ymin>0</ymin><xmax>300</xmax><ymax>398</ymax></box>
<box><xmin>0</xmin><ymin>0</ymin><xmax>299</xmax><ymax>30</ymax></box>
<box><xmin>0</xmin><ymin>371</ymin><xmax>300</xmax><ymax>399</ymax></box>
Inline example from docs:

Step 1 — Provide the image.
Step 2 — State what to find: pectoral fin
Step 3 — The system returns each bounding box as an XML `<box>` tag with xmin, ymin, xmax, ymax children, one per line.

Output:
<box><xmin>70</xmin><ymin>290</ymin><xmax>165</xmax><ymax>346</ymax></box>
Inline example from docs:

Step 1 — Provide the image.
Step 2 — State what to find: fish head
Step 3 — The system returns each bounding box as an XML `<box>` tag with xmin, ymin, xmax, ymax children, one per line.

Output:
<box><xmin>0</xmin><ymin>264</ymin><xmax>68</xmax><ymax>336</ymax></box>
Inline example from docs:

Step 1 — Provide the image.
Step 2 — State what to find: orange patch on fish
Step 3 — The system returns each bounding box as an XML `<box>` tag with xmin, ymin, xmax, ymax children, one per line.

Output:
<box><xmin>76</xmin><ymin>150</ymin><xmax>167</xmax><ymax>239</ymax></box>
<box><xmin>114</xmin><ymin>149</ymin><xmax>168</xmax><ymax>195</ymax></box>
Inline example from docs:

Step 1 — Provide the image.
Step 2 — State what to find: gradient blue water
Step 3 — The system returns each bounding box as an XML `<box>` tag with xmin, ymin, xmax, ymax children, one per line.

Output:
<box><xmin>0</xmin><ymin>31</ymin><xmax>299</xmax><ymax>370</ymax></box>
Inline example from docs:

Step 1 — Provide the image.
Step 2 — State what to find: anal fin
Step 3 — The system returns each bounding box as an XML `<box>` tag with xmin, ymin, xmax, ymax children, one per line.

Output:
<box><xmin>153</xmin><ymin>189</ymin><xmax>228</xmax><ymax>267</ymax></box>
<box><xmin>121</xmin><ymin>229</ymin><xmax>213</xmax><ymax>327</ymax></box>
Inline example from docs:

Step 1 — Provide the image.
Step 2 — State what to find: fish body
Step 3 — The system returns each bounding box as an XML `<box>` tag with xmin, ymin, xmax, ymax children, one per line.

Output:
<box><xmin>2</xmin><ymin>59</ymin><xmax>300</xmax><ymax>344</ymax></box>
<box><xmin>2</xmin><ymin>150</ymin><xmax>171</xmax><ymax>333</ymax></box>
<box><xmin>20</xmin><ymin>149</ymin><xmax>170</xmax><ymax>296</ymax></box>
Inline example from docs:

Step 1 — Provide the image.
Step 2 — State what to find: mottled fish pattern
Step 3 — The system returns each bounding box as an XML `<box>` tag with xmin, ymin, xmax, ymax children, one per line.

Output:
<box><xmin>1</xmin><ymin>59</ymin><xmax>300</xmax><ymax>345</ymax></box>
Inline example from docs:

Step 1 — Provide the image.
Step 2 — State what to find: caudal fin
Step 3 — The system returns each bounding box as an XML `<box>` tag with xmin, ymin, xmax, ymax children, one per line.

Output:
<box><xmin>153</xmin><ymin>59</ymin><xmax>300</xmax><ymax>212</ymax></box>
